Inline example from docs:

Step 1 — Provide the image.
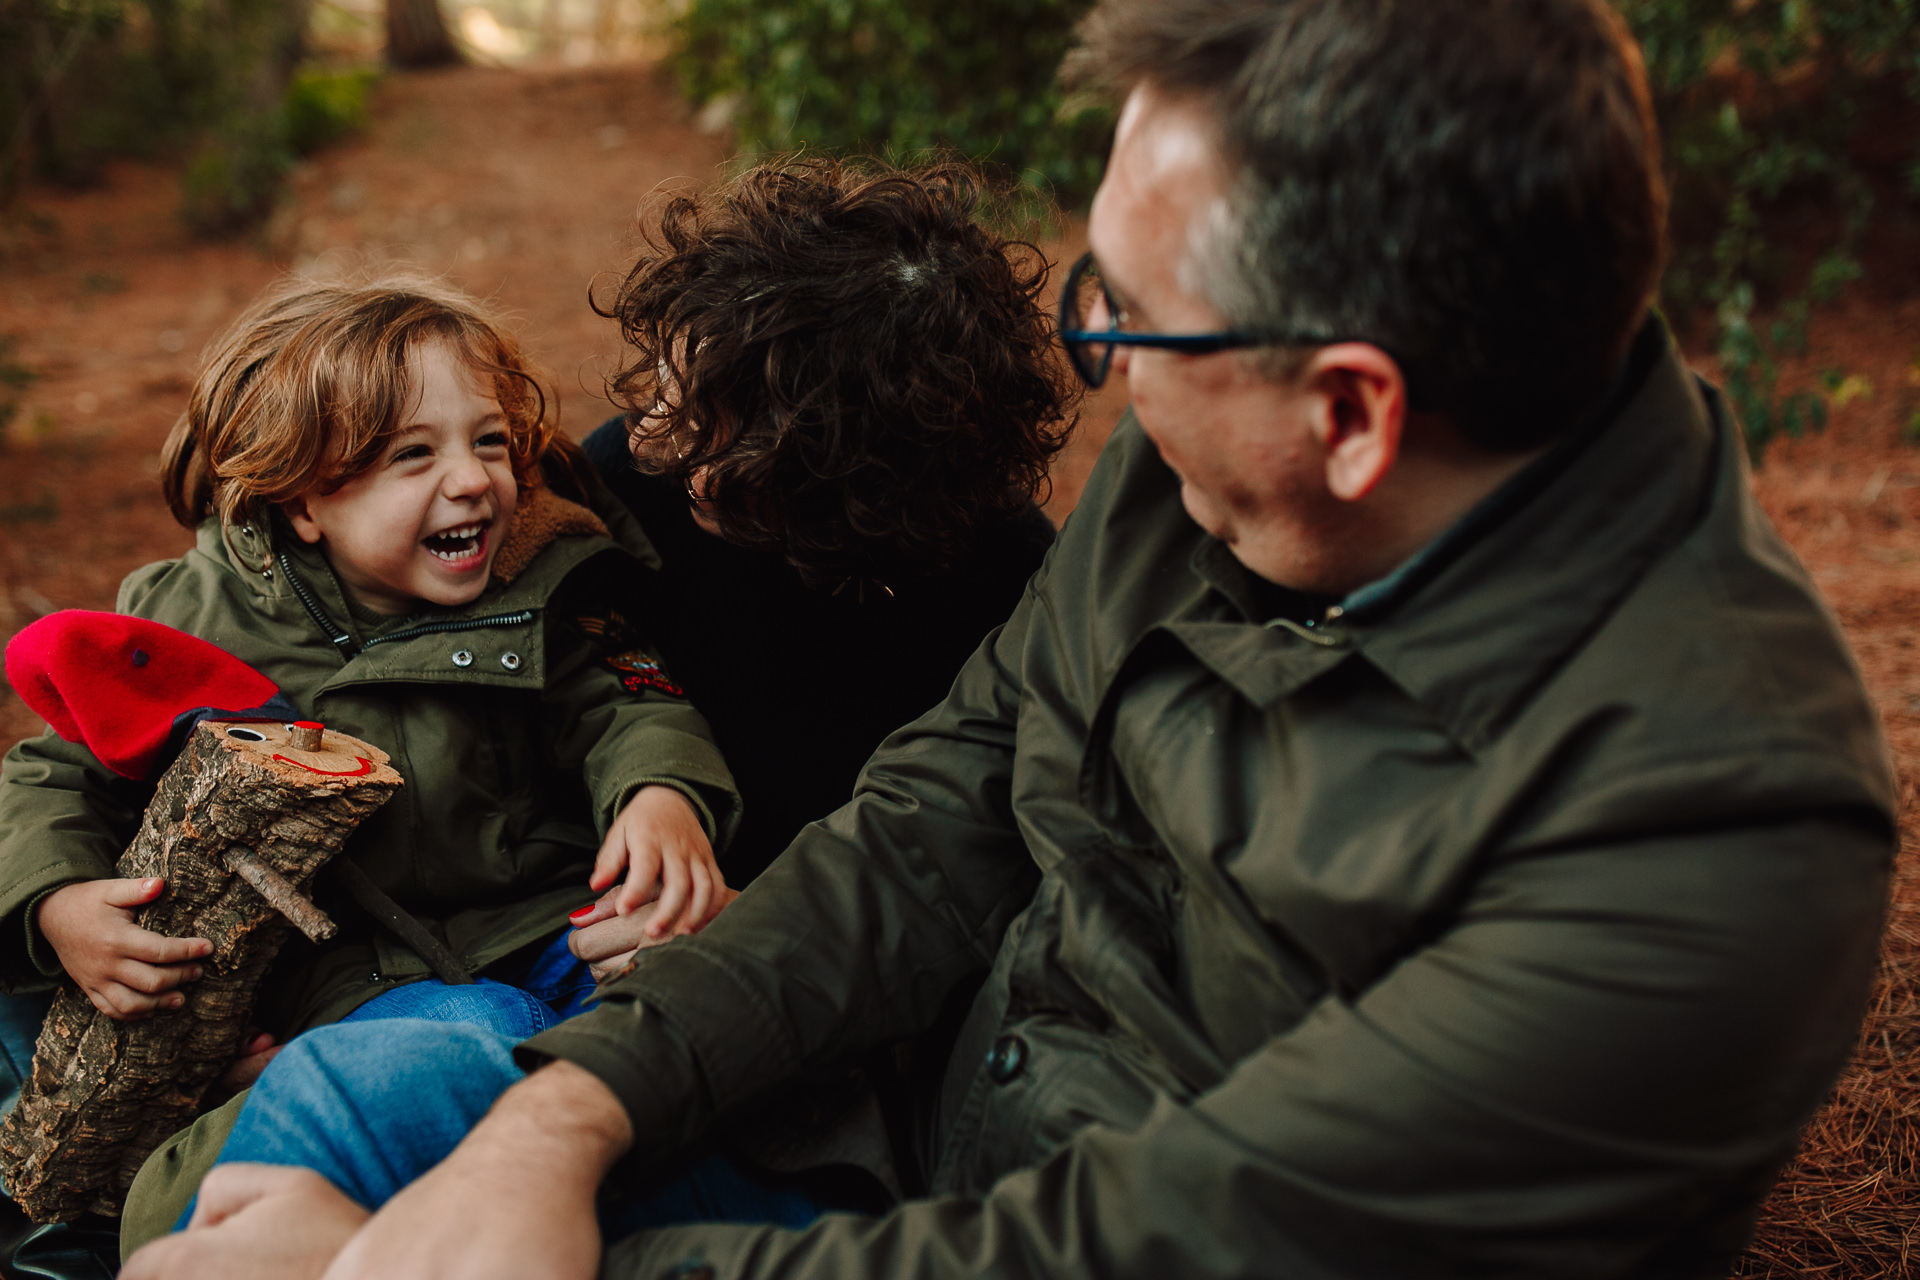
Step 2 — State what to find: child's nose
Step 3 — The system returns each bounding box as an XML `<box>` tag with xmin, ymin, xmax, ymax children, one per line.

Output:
<box><xmin>442</xmin><ymin>452</ymin><xmax>493</xmax><ymax>498</ymax></box>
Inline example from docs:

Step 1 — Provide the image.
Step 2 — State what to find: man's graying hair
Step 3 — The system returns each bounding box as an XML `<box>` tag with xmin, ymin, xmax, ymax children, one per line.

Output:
<box><xmin>1068</xmin><ymin>0</ymin><xmax>1668</xmax><ymax>451</ymax></box>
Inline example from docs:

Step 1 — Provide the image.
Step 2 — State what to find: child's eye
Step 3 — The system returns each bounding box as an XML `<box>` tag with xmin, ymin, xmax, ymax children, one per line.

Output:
<box><xmin>391</xmin><ymin>444</ymin><xmax>431</xmax><ymax>463</ymax></box>
<box><xmin>475</xmin><ymin>430</ymin><xmax>510</xmax><ymax>452</ymax></box>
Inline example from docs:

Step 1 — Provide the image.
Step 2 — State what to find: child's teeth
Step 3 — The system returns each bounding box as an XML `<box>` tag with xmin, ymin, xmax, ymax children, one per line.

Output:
<box><xmin>425</xmin><ymin>523</ymin><xmax>485</xmax><ymax>561</ymax></box>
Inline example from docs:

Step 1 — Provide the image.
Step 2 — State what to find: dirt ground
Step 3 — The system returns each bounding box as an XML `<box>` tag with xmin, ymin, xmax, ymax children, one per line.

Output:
<box><xmin>1</xmin><ymin>60</ymin><xmax>1915</xmax><ymax>1273</ymax></box>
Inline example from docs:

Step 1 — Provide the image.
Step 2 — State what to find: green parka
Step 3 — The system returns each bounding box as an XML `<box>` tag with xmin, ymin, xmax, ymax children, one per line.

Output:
<box><xmin>526</xmin><ymin>324</ymin><xmax>1896</xmax><ymax>1278</ymax></box>
<box><xmin>0</xmin><ymin>481</ymin><xmax>739</xmax><ymax>1035</ymax></box>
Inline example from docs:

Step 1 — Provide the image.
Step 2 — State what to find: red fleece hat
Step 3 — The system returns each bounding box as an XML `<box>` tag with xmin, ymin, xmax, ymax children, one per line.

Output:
<box><xmin>5</xmin><ymin>611</ymin><xmax>288</xmax><ymax>781</ymax></box>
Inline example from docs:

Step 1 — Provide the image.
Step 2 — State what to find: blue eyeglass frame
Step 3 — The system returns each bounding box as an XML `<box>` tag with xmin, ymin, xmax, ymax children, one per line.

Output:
<box><xmin>1055</xmin><ymin>251</ymin><xmax>1356</xmax><ymax>388</ymax></box>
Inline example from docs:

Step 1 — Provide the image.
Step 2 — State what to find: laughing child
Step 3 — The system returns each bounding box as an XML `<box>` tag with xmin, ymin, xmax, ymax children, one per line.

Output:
<box><xmin>0</xmin><ymin>274</ymin><xmax>740</xmax><ymax>1068</ymax></box>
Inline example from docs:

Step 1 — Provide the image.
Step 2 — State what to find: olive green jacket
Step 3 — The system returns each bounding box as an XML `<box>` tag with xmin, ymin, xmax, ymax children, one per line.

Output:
<box><xmin>528</xmin><ymin>325</ymin><xmax>1895</xmax><ymax>1279</ymax></box>
<box><xmin>0</xmin><ymin>483</ymin><xmax>738</xmax><ymax>1034</ymax></box>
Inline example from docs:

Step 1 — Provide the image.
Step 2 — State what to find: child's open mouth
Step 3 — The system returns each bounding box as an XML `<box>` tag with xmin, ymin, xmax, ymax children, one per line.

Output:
<box><xmin>423</xmin><ymin>522</ymin><xmax>488</xmax><ymax>562</ymax></box>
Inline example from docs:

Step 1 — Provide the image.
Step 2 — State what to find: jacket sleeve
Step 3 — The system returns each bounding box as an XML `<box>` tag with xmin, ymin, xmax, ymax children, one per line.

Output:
<box><xmin>596</xmin><ymin>811</ymin><xmax>1887</xmax><ymax>1280</ymax></box>
<box><xmin>540</xmin><ymin>614</ymin><xmax>742</xmax><ymax>850</ymax></box>
<box><xmin>517</xmin><ymin>572</ymin><xmax>1046</xmax><ymax>1153</ymax></box>
<box><xmin>0</xmin><ymin>731</ymin><xmax>149</xmax><ymax>991</ymax></box>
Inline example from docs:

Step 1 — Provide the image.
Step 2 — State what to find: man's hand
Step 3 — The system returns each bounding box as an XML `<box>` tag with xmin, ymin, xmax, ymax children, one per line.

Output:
<box><xmin>121</xmin><ymin>1164</ymin><xmax>369</xmax><ymax>1280</ymax></box>
<box><xmin>37</xmin><ymin>878</ymin><xmax>212</xmax><ymax>1019</ymax></box>
<box><xmin>316</xmin><ymin>1060</ymin><xmax>633</xmax><ymax>1280</ymax></box>
<box><xmin>589</xmin><ymin>785</ymin><xmax>726</xmax><ymax>938</ymax></box>
<box><xmin>570</xmin><ymin>884</ymin><xmax>740</xmax><ymax>981</ymax></box>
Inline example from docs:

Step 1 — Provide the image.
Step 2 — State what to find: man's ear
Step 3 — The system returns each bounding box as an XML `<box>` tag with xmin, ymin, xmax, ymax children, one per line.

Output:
<box><xmin>282</xmin><ymin>497</ymin><xmax>325</xmax><ymax>545</ymax></box>
<box><xmin>1305</xmin><ymin>344</ymin><xmax>1407</xmax><ymax>502</ymax></box>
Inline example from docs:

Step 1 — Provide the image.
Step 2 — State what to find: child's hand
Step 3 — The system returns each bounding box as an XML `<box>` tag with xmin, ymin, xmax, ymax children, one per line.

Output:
<box><xmin>37</xmin><ymin>878</ymin><xmax>212</xmax><ymax>1020</ymax></box>
<box><xmin>588</xmin><ymin>785</ymin><xmax>725</xmax><ymax>939</ymax></box>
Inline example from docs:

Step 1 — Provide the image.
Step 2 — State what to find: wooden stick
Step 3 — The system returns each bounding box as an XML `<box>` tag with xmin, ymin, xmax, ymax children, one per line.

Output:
<box><xmin>223</xmin><ymin>847</ymin><xmax>336</xmax><ymax>942</ymax></box>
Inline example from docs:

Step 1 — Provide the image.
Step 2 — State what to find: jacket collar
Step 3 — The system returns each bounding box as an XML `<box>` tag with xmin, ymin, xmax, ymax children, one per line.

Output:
<box><xmin>1331</xmin><ymin>318</ymin><xmax>1717</xmax><ymax>753</ymax></box>
<box><xmin>1162</xmin><ymin>318</ymin><xmax>1719</xmax><ymax>754</ymax></box>
<box><xmin>209</xmin><ymin>486</ymin><xmax>630</xmax><ymax>658</ymax></box>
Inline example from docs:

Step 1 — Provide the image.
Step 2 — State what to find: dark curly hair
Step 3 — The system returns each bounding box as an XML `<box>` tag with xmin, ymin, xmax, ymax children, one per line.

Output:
<box><xmin>598</xmin><ymin>157</ymin><xmax>1079</xmax><ymax>586</ymax></box>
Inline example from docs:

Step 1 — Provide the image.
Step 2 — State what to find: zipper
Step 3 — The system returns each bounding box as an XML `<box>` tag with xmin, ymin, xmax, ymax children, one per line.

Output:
<box><xmin>277</xmin><ymin>551</ymin><xmax>535</xmax><ymax>661</ymax></box>
<box><xmin>278</xmin><ymin>551</ymin><xmax>360</xmax><ymax>659</ymax></box>
<box><xmin>360</xmin><ymin>610</ymin><xmax>537</xmax><ymax>651</ymax></box>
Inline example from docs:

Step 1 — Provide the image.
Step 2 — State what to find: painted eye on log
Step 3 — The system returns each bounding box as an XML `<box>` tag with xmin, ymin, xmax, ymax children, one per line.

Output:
<box><xmin>225</xmin><ymin>727</ymin><xmax>267</xmax><ymax>741</ymax></box>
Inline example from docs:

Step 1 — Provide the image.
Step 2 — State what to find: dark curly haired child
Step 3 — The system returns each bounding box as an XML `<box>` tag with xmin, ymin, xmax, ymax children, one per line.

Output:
<box><xmin>570</xmin><ymin>156</ymin><xmax>1082</xmax><ymax>916</ymax></box>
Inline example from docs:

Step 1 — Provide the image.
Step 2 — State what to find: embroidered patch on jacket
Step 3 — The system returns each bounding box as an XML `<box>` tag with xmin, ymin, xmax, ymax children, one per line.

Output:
<box><xmin>604</xmin><ymin>647</ymin><xmax>685</xmax><ymax>698</ymax></box>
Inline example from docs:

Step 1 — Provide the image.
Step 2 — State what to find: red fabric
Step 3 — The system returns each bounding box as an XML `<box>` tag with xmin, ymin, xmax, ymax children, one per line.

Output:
<box><xmin>4</xmin><ymin>611</ymin><xmax>280</xmax><ymax>780</ymax></box>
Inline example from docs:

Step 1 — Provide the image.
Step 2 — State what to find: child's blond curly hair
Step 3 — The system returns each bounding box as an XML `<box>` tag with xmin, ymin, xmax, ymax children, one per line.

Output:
<box><xmin>161</xmin><ymin>273</ymin><xmax>558</xmax><ymax>530</ymax></box>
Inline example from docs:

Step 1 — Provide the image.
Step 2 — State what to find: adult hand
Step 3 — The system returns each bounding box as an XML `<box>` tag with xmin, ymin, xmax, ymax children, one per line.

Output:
<box><xmin>569</xmin><ymin>884</ymin><xmax>740</xmax><ymax>981</ymax></box>
<box><xmin>589</xmin><ymin>785</ymin><xmax>725</xmax><ymax>937</ymax></box>
<box><xmin>121</xmin><ymin>1163</ymin><xmax>369</xmax><ymax>1280</ymax></box>
<box><xmin>37</xmin><ymin>878</ymin><xmax>211</xmax><ymax>1019</ymax></box>
<box><xmin>316</xmin><ymin>1061</ymin><xmax>631</xmax><ymax>1280</ymax></box>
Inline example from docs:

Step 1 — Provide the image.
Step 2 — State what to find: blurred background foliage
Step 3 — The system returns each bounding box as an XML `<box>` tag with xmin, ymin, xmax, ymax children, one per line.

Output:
<box><xmin>2</xmin><ymin>0</ymin><xmax>1917</xmax><ymax>456</ymax></box>
<box><xmin>673</xmin><ymin>0</ymin><xmax>1111</xmax><ymax>201</ymax></box>
<box><xmin>0</xmin><ymin>0</ymin><xmax>370</xmax><ymax>232</ymax></box>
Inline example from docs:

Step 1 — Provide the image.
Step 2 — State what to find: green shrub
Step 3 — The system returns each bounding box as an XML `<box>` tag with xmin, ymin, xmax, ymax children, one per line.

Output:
<box><xmin>1617</xmin><ymin>0</ymin><xmax>1920</xmax><ymax>459</ymax></box>
<box><xmin>1</xmin><ymin>2</ymin><xmax>375</xmax><ymax>236</ymax></box>
<box><xmin>283</xmin><ymin>67</ymin><xmax>377</xmax><ymax>156</ymax></box>
<box><xmin>180</xmin><ymin>66</ymin><xmax>378</xmax><ymax>235</ymax></box>
<box><xmin>673</xmin><ymin>0</ymin><xmax>1109</xmax><ymax>201</ymax></box>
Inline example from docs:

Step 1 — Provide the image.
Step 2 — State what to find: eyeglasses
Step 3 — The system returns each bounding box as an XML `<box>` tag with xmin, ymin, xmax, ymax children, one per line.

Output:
<box><xmin>1055</xmin><ymin>252</ymin><xmax>1354</xmax><ymax>389</ymax></box>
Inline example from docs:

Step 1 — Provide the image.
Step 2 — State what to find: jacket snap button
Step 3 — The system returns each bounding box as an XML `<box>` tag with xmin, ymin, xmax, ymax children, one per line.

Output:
<box><xmin>367</xmin><ymin>970</ymin><xmax>382</xmax><ymax>984</ymax></box>
<box><xmin>451</xmin><ymin>649</ymin><xmax>474</xmax><ymax>668</ymax></box>
<box><xmin>986</xmin><ymin>1033</ymin><xmax>1027</xmax><ymax>1083</ymax></box>
<box><xmin>499</xmin><ymin>651</ymin><xmax>523</xmax><ymax>671</ymax></box>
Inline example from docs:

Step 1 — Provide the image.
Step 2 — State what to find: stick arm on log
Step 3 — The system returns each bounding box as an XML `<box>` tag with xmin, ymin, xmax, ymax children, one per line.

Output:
<box><xmin>223</xmin><ymin>847</ymin><xmax>335</xmax><ymax>942</ymax></box>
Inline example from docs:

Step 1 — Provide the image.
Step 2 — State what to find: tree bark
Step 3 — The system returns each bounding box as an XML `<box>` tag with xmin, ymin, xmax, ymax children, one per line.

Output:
<box><xmin>387</xmin><ymin>0</ymin><xmax>462</xmax><ymax>69</ymax></box>
<box><xmin>0</xmin><ymin>721</ymin><xmax>402</xmax><ymax>1222</ymax></box>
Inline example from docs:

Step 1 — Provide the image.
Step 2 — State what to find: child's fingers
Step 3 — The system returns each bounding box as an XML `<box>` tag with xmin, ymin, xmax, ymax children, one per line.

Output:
<box><xmin>99</xmin><ymin>877</ymin><xmax>168</xmax><ymax>910</ymax></box>
<box><xmin>89</xmin><ymin>978</ymin><xmax>180</xmax><ymax>1020</ymax></box>
<box><xmin>682</xmin><ymin>862</ymin><xmax>713</xmax><ymax>935</ymax></box>
<box><xmin>117</xmin><ymin>926</ymin><xmax>212</xmax><ymax>965</ymax></box>
<box><xmin>111</xmin><ymin>955</ymin><xmax>202</xmax><ymax>998</ymax></box>
<box><xmin>589</xmin><ymin>836</ymin><xmax>629</xmax><ymax>894</ymax></box>
<box><xmin>615</xmin><ymin>852</ymin><xmax>664</xmax><ymax>916</ymax></box>
<box><xmin>647</xmin><ymin>857</ymin><xmax>691</xmax><ymax>938</ymax></box>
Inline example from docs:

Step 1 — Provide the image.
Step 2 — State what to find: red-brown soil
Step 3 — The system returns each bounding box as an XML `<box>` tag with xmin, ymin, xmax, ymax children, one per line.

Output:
<box><xmin>0</xmin><ymin>59</ymin><xmax>1913</xmax><ymax>1275</ymax></box>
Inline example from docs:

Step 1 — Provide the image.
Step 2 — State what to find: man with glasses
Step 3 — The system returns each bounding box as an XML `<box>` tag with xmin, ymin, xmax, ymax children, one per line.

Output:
<box><xmin>126</xmin><ymin>2</ymin><xmax>1893</xmax><ymax>1278</ymax></box>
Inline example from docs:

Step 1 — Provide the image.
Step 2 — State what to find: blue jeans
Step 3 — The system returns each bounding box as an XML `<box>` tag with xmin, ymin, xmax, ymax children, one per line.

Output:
<box><xmin>0</xmin><ymin>990</ymin><xmax>52</xmax><ymax>1120</ymax></box>
<box><xmin>187</xmin><ymin>1019</ymin><xmax>822</xmax><ymax>1236</ymax></box>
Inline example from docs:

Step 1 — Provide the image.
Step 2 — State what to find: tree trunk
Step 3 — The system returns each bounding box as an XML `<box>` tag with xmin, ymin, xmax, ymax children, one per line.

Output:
<box><xmin>0</xmin><ymin>721</ymin><xmax>402</xmax><ymax>1222</ymax></box>
<box><xmin>387</xmin><ymin>0</ymin><xmax>461</xmax><ymax>69</ymax></box>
